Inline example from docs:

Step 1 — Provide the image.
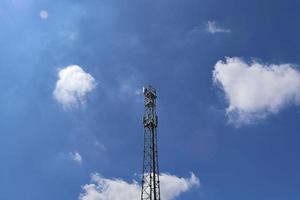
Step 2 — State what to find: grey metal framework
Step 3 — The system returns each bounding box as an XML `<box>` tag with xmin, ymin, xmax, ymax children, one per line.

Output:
<box><xmin>141</xmin><ymin>85</ymin><xmax>161</xmax><ymax>200</ymax></box>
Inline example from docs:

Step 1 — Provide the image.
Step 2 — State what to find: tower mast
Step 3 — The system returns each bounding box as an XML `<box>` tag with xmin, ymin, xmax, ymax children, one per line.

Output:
<box><xmin>141</xmin><ymin>85</ymin><xmax>161</xmax><ymax>200</ymax></box>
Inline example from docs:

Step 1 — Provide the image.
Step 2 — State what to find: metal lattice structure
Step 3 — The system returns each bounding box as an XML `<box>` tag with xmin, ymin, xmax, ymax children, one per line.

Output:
<box><xmin>141</xmin><ymin>85</ymin><xmax>161</xmax><ymax>200</ymax></box>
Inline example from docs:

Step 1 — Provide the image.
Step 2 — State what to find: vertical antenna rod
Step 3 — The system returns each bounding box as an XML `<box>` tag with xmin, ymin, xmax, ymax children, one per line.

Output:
<box><xmin>141</xmin><ymin>85</ymin><xmax>161</xmax><ymax>200</ymax></box>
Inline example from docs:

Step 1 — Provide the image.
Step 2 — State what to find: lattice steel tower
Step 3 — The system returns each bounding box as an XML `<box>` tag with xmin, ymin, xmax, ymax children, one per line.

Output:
<box><xmin>141</xmin><ymin>85</ymin><xmax>161</xmax><ymax>200</ymax></box>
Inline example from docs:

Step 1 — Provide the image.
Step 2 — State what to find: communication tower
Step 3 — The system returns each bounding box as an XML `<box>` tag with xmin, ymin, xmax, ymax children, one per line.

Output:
<box><xmin>141</xmin><ymin>85</ymin><xmax>161</xmax><ymax>200</ymax></box>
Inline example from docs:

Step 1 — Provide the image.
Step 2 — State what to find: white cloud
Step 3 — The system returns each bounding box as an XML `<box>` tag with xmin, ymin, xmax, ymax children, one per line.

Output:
<box><xmin>94</xmin><ymin>141</ymin><xmax>107</xmax><ymax>151</ymax></box>
<box><xmin>40</xmin><ymin>10</ymin><xmax>48</xmax><ymax>19</ymax></box>
<box><xmin>207</xmin><ymin>21</ymin><xmax>231</xmax><ymax>34</ymax></box>
<box><xmin>160</xmin><ymin>173</ymin><xmax>199</xmax><ymax>200</ymax></box>
<box><xmin>53</xmin><ymin>65</ymin><xmax>96</xmax><ymax>109</ymax></box>
<box><xmin>79</xmin><ymin>173</ymin><xmax>199</xmax><ymax>200</ymax></box>
<box><xmin>213</xmin><ymin>57</ymin><xmax>300</xmax><ymax>125</ymax></box>
<box><xmin>69</xmin><ymin>151</ymin><xmax>83</xmax><ymax>164</ymax></box>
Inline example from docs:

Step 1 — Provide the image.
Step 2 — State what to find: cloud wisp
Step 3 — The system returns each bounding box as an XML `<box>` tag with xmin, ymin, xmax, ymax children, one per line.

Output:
<box><xmin>207</xmin><ymin>21</ymin><xmax>231</xmax><ymax>34</ymax></box>
<box><xmin>213</xmin><ymin>57</ymin><xmax>300</xmax><ymax>125</ymax></box>
<box><xmin>79</xmin><ymin>173</ymin><xmax>199</xmax><ymax>200</ymax></box>
<box><xmin>53</xmin><ymin>65</ymin><xmax>96</xmax><ymax>109</ymax></box>
<box><xmin>69</xmin><ymin>151</ymin><xmax>83</xmax><ymax>164</ymax></box>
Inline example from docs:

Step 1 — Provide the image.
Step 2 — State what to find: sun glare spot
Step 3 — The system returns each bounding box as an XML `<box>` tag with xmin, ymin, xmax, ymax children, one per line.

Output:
<box><xmin>39</xmin><ymin>10</ymin><xmax>48</xmax><ymax>19</ymax></box>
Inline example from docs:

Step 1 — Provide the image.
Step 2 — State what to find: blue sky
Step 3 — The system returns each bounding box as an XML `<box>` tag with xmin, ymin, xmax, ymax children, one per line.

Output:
<box><xmin>1</xmin><ymin>0</ymin><xmax>300</xmax><ymax>199</ymax></box>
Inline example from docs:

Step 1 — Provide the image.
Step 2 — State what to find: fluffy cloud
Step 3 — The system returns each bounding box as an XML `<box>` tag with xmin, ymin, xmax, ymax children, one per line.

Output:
<box><xmin>79</xmin><ymin>173</ymin><xmax>199</xmax><ymax>200</ymax></box>
<box><xmin>207</xmin><ymin>21</ymin><xmax>231</xmax><ymax>34</ymax></box>
<box><xmin>53</xmin><ymin>65</ymin><xmax>96</xmax><ymax>109</ymax></box>
<box><xmin>213</xmin><ymin>57</ymin><xmax>300</xmax><ymax>124</ymax></box>
<box><xmin>160</xmin><ymin>173</ymin><xmax>199</xmax><ymax>200</ymax></box>
<box><xmin>69</xmin><ymin>151</ymin><xmax>83</xmax><ymax>164</ymax></box>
